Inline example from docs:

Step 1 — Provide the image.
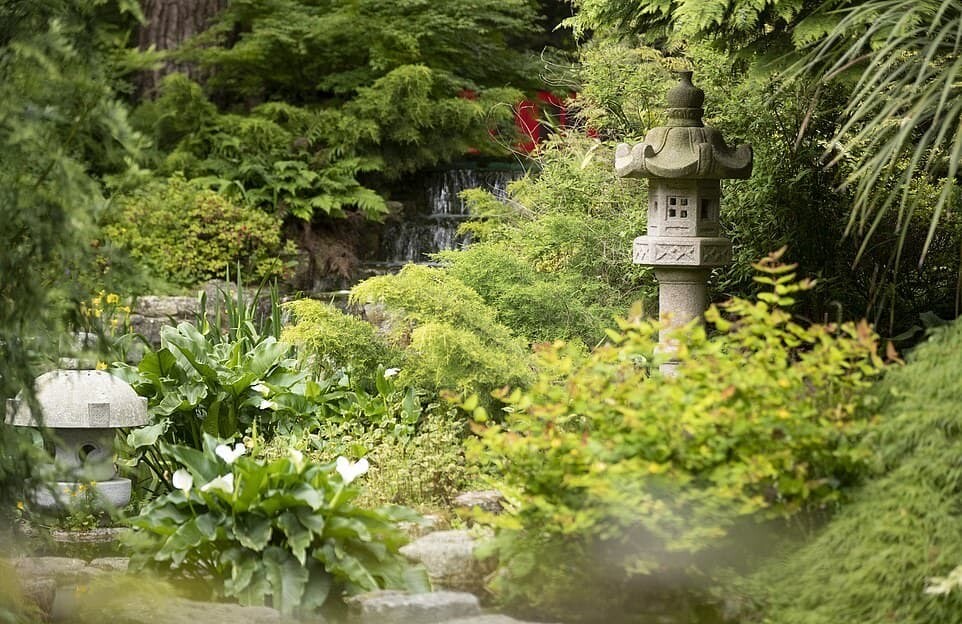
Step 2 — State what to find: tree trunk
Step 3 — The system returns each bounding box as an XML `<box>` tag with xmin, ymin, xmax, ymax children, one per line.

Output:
<box><xmin>137</xmin><ymin>0</ymin><xmax>227</xmax><ymax>96</ymax></box>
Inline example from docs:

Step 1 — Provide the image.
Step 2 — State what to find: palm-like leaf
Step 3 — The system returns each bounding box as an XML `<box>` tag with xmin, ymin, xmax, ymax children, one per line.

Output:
<box><xmin>792</xmin><ymin>0</ymin><xmax>962</xmax><ymax>264</ymax></box>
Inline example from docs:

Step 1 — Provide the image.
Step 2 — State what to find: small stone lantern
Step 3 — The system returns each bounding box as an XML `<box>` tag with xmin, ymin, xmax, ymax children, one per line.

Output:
<box><xmin>5</xmin><ymin>370</ymin><xmax>148</xmax><ymax>508</ymax></box>
<box><xmin>615</xmin><ymin>71</ymin><xmax>752</xmax><ymax>365</ymax></box>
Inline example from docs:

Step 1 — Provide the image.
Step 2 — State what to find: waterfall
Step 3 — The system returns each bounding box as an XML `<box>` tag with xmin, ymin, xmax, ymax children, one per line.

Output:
<box><xmin>374</xmin><ymin>168</ymin><xmax>522</xmax><ymax>265</ymax></box>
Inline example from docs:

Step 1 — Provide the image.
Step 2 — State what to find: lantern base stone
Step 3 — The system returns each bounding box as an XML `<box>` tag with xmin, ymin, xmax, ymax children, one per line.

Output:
<box><xmin>33</xmin><ymin>478</ymin><xmax>132</xmax><ymax>510</ymax></box>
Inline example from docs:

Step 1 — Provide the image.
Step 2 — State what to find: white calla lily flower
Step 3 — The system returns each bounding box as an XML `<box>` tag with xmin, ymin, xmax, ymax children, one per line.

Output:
<box><xmin>289</xmin><ymin>448</ymin><xmax>305</xmax><ymax>470</ymax></box>
<box><xmin>251</xmin><ymin>382</ymin><xmax>270</xmax><ymax>395</ymax></box>
<box><xmin>172</xmin><ymin>469</ymin><xmax>193</xmax><ymax>494</ymax></box>
<box><xmin>200</xmin><ymin>473</ymin><xmax>234</xmax><ymax>494</ymax></box>
<box><xmin>215</xmin><ymin>442</ymin><xmax>246</xmax><ymax>464</ymax></box>
<box><xmin>335</xmin><ymin>456</ymin><xmax>369</xmax><ymax>484</ymax></box>
<box><xmin>259</xmin><ymin>399</ymin><xmax>277</xmax><ymax>410</ymax></box>
<box><xmin>383</xmin><ymin>367</ymin><xmax>400</xmax><ymax>378</ymax></box>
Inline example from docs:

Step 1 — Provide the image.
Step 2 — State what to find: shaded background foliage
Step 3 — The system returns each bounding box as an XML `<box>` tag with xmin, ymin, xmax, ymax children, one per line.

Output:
<box><xmin>0</xmin><ymin>0</ymin><xmax>144</xmax><ymax>505</ymax></box>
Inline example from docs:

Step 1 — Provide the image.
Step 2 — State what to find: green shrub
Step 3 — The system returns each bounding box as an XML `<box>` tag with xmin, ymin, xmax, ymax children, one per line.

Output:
<box><xmin>741</xmin><ymin>317</ymin><xmax>962</xmax><ymax>624</ymax></box>
<box><xmin>438</xmin><ymin>136</ymin><xmax>652</xmax><ymax>346</ymax></box>
<box><xmin>266</xmin><ymin>409</ymin><xmax>469</xmax><ymax>513</ymax></box>
<box><xmin>103</xmin><ymin>175</ymin><xmax>296</xmax><ymax>287</ymax></box>
<box><xmin>350</xmin><ymin>264</ymin><xmax>532</xmax><ymax>398</ymax></box>
<box><xmin>468</xmin><ymin>252</ymin><xmax>885</xmax><ymax>617</ymax></box>
<box><xmin>128</xmin><ymin>435</ymin><xmax>427</xmax><ymax>614</ymax></box>
<box><xmin>282</xmin><ymin>299</ymin><xmax>398</xmax><ymax>388</ymax></box>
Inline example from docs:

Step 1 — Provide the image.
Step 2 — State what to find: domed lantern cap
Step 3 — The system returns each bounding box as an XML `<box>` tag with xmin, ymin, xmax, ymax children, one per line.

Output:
<box><xmin>4</xmin><ymin>370</ymin><xmax>149</xmax><ymax>428</ymax></box>
<box><xmin>615</xmin><ymin>71</ymin><xmax>753</xmax><ymax>180</ymax></box>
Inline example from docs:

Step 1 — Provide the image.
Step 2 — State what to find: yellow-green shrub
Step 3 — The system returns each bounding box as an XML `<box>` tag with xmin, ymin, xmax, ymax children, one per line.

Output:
<box><xmin>282</xmin><ymin>299</ymin><xmax>398</xmax><ymax>387</ymax></box>
<box><xmin>103</xmin><ymin>175</ymin><xmax>296</xmax><ymax>287</ymax></box>
<box><xmin>469</xmin><ymin>252</ymin><xmax>886</xmax><ymax>615</ymax></box>
<box><xmin>350</xmin><ymin>264</ymin><xmax>532</xmax><ymax>398</ymax></box>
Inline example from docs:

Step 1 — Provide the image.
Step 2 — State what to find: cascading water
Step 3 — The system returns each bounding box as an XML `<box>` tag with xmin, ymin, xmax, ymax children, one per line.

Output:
<box><xmin>374</xmin><ymin>168</ymin><xmax>522</xmax><ymax>266</ymax></box>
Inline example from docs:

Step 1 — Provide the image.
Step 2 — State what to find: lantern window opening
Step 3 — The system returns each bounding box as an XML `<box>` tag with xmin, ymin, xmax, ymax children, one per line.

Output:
<box><xmin>701</xmin><ymin>198</ymin><xmax>714</xmax><ymax>220</ymax></box>
<box><xmin>669</xmin><ymin>197</ymin><xmax>677</xmax><ymax>205</ymax></box>
<box><xmin>681</xmin><ymin>210</ymin><xmax>688</xmax><ymax>218</ymax></box>
<box><xmin>668</xmin><ymin>207</ymin><xmax>677</xmax><ymax>217</ymax></box>
<box><xmin>680</xmin><ymin>198</ymin><xmax>688</xmax><ymax>206</ymax></box>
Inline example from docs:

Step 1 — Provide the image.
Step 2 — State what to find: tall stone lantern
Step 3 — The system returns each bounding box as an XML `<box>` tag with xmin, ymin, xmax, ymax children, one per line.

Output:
<box><xmin>615</xmin><ymin>71</ymin><xmax>752</xmax><ymax>366</ymax></box>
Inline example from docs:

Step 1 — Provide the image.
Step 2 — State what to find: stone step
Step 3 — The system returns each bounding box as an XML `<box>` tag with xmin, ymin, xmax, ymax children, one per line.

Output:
<box><xmin>346</xmin><ymin>590</ymin><xmax>480</xmax><ymax>624</ymax></box>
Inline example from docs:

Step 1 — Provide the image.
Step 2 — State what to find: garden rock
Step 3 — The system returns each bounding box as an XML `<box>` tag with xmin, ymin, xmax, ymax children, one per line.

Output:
<box><xmin>52</xmin><ymin>595</ymin><xmax>285</xmax><ymax>624</ymax></box>
<box><xmin>10</xmin><ymin>557</ymin><xmax>88</xmax><ymax>582</ymax></box>
<box><xmin>162</xmin><ymin>598</ymin><xmax>283</xmax><ymax>624</ymax></box>
<box><xmin>50</xmin><ymin>527</ymin><xmax>126</xmax><ymax>543</ymax></box>
<box><xmin>129</xmin><ymin>295</ymin><xmax>197</xmax><ymax>345</ymax></box>
<box><xmin>88</xmin><ymin>557</ymin><xmax>129</xmax><ymax>572</ymax></box>
<box><xmin>346</xmin><ymin>590</ymin><xmax>480</xmax><ymax>624</ymax></box>
<box><xmin>18</xmin><ymin>577</ymin><xmax>57</xmax><ymax>613</ymax></box>
<box><xmin>443</xmin><ymin>616</ymin><xmax>558</xmax><ymax>624</ymax></box>
<box><xmin>399</xmin><ymin>513</ymin><xmax>442</xmax><ymax>539</ymax></box>
<box><xmin>453</xmin><ymin>490</ymin><xmax>504</xmax><ymax>515</ymax></box>
<box><xmin>399</xmin><ymin>530</ymin><xmax>493</xmax><ymax>594</ymax></box>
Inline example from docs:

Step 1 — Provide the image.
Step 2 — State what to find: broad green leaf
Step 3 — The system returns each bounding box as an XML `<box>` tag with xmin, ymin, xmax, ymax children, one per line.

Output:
<box><xmin>158</xmin><ymin>518</ymin><xmax>205</xmax><ymax>565</ymax></box>
<box><xmin>299</xmin><ymin>560</ymin><xmax>332</xmax><ymax>611</ymax></box>
<box><xmin>263</xmin><ymin>546</ymin><xmax>309</xmax><ymax>615</ymax></box>
<box><xmin>234</xmin><ymin>514</ymin><xmax>273</xmax><ymax>551</ymax></box>
<box><xmin>277</xmin><ymin>511</ymin><xmax>312</xmax><ymax>565</ymax></box>
<box><xmin>126</xmin><ymin>420</ymin><xmax>169</xmax><ymax>449</ymax></box>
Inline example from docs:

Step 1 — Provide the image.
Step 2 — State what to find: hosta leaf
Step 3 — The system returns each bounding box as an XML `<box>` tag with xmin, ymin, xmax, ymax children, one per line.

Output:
<box><xmin>295</xmin><ymin>507</ymin><xmax>326</xmax><ymax>534</ymax></box>
<box><xmin>325</xmin><ymin>515</ymin><xmax>371</xmax><ymax>542</ymax></box>
<box><xmin>137</xmin><ymin>348</ymin><xmax>179</xmax><ymax>382</ymax></box>
<box><xmin>161</xmin><ymin>444</ymin><xmax>219</xmax><ymax>482</ymax></box>
<box><xmin>320</xmin><ymin>547</ymin><xmax>378</xmax><ymax>592</ymax></box>
<box><xmin>248</xmin><ymin>338</ymin><xmax>291</xmax><ymax>378</ymax></box>
<box><xmin>222</xmin><ymin>548</ymin><xmax>257</xmax><ymax>597</ymax></box>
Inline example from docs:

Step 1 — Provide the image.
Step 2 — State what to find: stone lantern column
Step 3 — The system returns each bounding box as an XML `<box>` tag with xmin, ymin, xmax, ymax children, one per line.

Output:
<box><xmin>614</xmin><ymin>71</ymin><xmax>752</xmax><ymax>369</ymax></box>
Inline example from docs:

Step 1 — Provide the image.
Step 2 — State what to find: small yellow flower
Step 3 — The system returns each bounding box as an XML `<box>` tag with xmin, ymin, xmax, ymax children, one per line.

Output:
<box><xmin>96</xmin><ymin>361</ymin><xmax>108</xmax><ymax>371</ymax></box>
<box><xmin>16</xmin><ymin>501</ymin><xmax>24</xmax><ymax>511</ymax></box>
<box><xmin>106</xmin><ymin>293</ymin><xmax>120</xmax><ymax>305</ymax></box>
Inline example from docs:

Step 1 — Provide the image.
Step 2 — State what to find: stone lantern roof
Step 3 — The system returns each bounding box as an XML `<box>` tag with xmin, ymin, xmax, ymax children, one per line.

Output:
<box><xmin>5</xmin><ymin>370</ymin><xmax>148</xmax><ymax>428</ymax></box>
<box><xmin>614</xmin><ymin>71</ymin><xmax>753</xmax><ymax>180</ymax></box>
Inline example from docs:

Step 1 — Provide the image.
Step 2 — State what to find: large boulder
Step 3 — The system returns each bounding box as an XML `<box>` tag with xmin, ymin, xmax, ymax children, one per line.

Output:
<box><xmin>399</xmin><ymin>530</ymin><xmax>494</xmax><ymax>595</ymax></box>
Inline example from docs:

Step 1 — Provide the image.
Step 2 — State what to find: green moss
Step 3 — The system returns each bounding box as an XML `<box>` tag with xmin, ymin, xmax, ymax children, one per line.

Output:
<box><xmin>747</xmin><ymin>319</ymin><xmax>962</xmax><ymax>623</ymax></box>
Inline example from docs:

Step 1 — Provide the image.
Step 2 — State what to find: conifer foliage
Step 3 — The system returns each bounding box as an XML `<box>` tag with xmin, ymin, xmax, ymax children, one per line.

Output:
<box><xmin>133</xmin><ymin>0</ymin><xmax>546</xmax><ymax>220</ymax></box>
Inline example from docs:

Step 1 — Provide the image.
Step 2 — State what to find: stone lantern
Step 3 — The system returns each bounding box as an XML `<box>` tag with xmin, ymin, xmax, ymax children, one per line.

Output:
<box><xmin>5</xmin><ymin>370</ymin><xmax>149</xmax><ymax>508</ymax></box>
<box><xmin>615</xmin><ymin>71</ymin><xmax>752</xmax><ymax>365</ymax></box>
